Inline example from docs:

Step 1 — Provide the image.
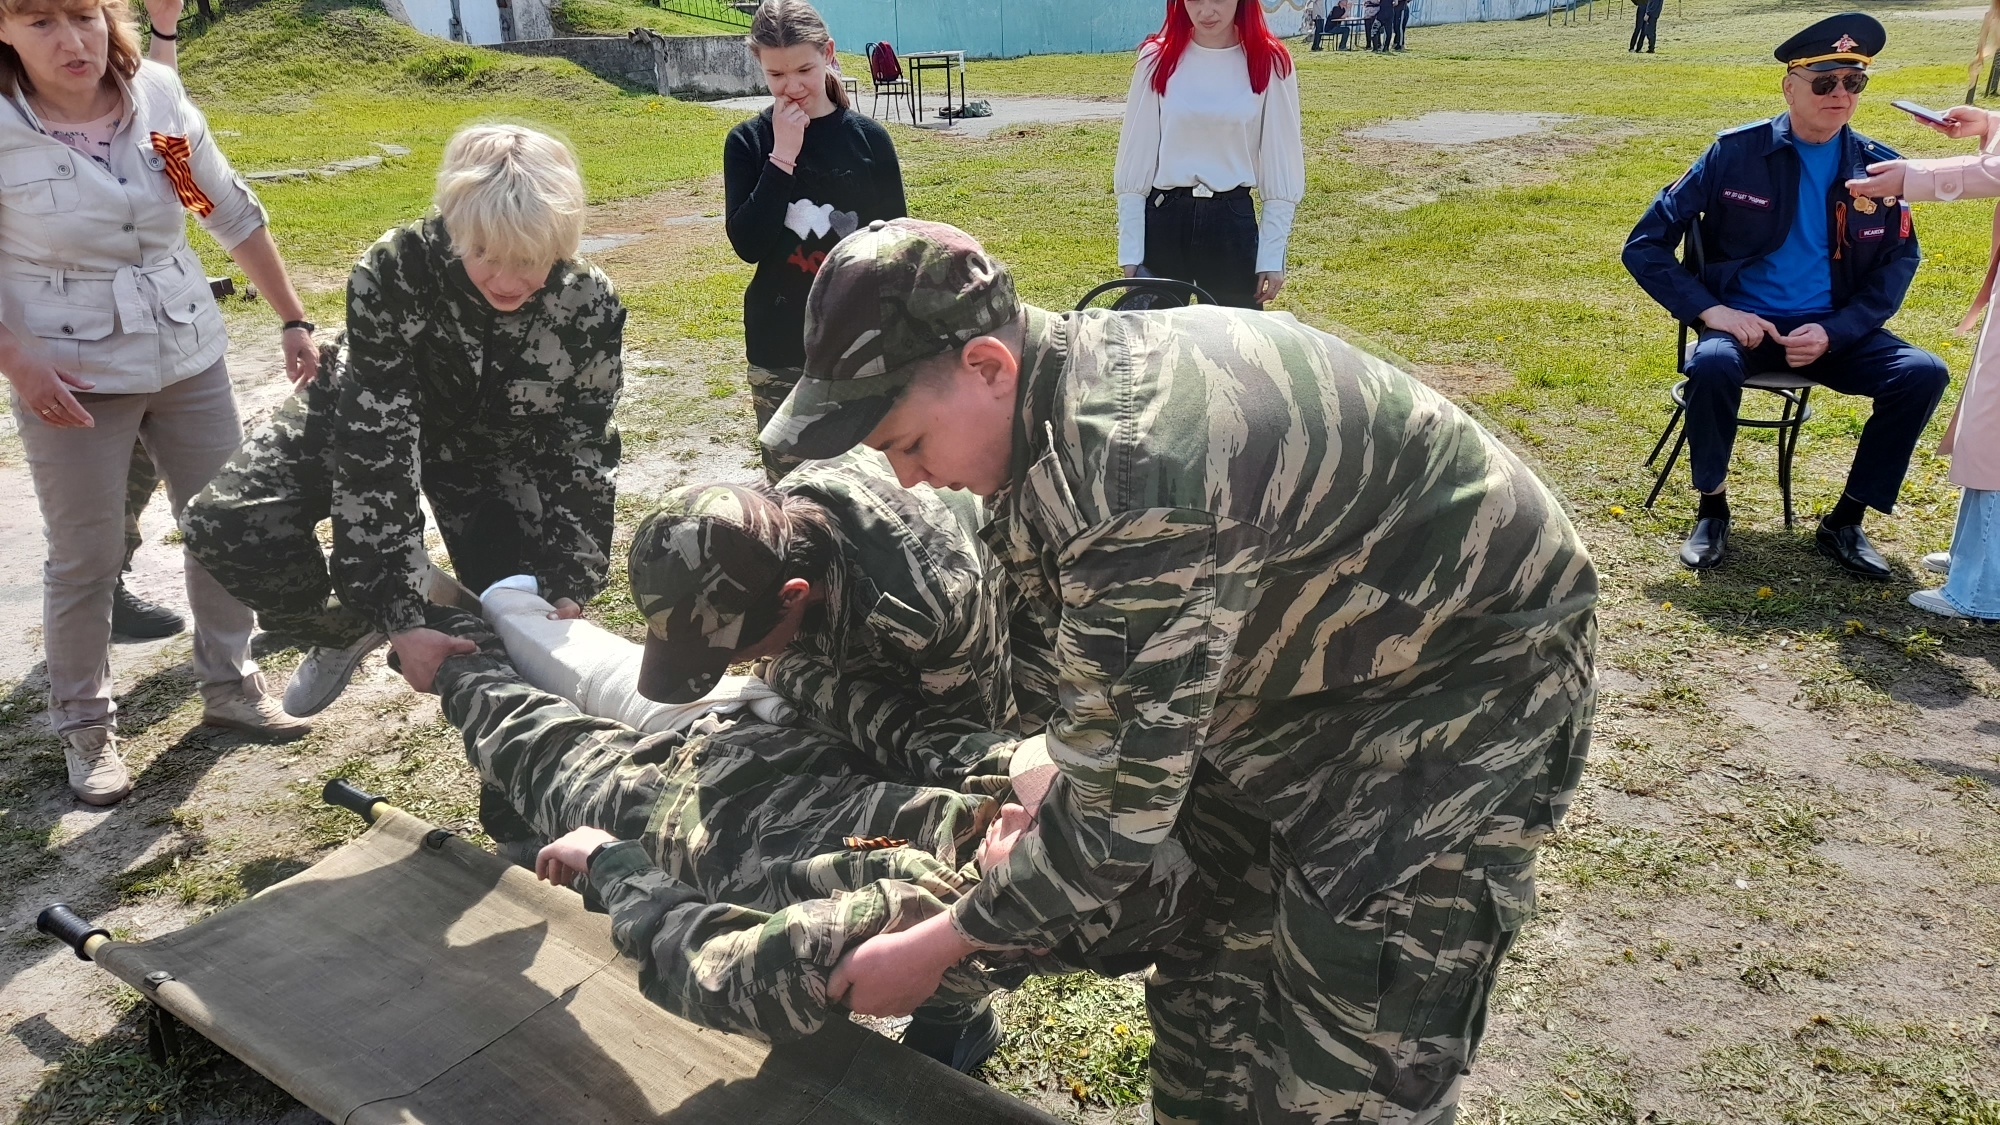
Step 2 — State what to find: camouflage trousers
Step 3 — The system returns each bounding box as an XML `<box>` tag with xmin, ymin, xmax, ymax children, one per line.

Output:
<box><xmin>1146</xmin><ymin>658</ymin><xmax>1594</xmax><ymax>1125</ymax></box>
<box><xmin>184</xmin><ymin>376</ymin><xmax>572</xmax><ymax>651</ymax></box>
<box><xmin>124</xmin><ymin>440</ymin><xmax>158</xmax><ymax>573</ymax></box>
<box><xmin>747</xmin><ymin>364</ymin><xmax>804</xmax><ymax>483</ymax></box>
<box><xmin>431</xmin><ymin>610</ymin><xmax>1204</xmax><ymax>1041</ymax></box>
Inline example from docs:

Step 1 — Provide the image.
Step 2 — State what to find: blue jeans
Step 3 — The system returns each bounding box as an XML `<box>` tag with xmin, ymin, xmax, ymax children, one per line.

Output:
<box><xmin>1682</xmin><ymin>321</ymin><xmax>1948</xmax><ymax>514</ymax></box>
<box><xmin>1943</xmin><ymin>488</ymin><xmax>2000</xmax><ymax>617</ymax></box>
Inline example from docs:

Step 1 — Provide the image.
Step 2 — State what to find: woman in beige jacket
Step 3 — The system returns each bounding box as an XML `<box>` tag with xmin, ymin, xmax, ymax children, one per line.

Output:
<box><xmin>1852</xmin><ymin>104</ymin><xmax>2000</xmax><ymax>621</ymax></box>
<box><xmin>0</xmin><ymin>0</ymin><xmax>318</xmax><ymax>805</ymax></box>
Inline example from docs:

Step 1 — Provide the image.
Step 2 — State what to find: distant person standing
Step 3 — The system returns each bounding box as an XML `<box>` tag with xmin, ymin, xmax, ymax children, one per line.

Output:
<box><xmin>1114</xmin><ymin>0</ymin><xmax>1304</xmax><ymax>309</ymax></box>
<box><xmin>1364</xmin><ymin>0</ymin><xmax>1384</xmax><ymax>50</ymax></box>
<box><xmin>1303</xmin><ymin>0</ymin><xmax>1324</xmax><ymax>49</ymax></box>
<box><xmin>1393</xmin><ymin>0</ymin><xmax>1411</xmax><ymax>49</ymax></box>
<box><xmin>724</xmin><ymin>0</ymin><xmax>905</xmax><ymax>480</ymax></box>
<box><xmin>1630</xmin><ymin>0</ymin><xmax>1661</xmax><ymax>52</ymax></box>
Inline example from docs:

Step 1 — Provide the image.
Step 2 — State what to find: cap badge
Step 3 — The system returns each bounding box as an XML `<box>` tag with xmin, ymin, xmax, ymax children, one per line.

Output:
<box><xmin>1833</xmin><ymin>34</ymin><xmax>1858</xmax><ymax>51</ymax></box>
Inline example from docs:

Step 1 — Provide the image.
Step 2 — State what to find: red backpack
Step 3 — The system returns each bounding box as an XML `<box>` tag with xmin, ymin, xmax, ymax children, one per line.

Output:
<box><xmin>868</xmin><ymin>41</ymin><xmax>903</xmax><ymax>84</ymax></box>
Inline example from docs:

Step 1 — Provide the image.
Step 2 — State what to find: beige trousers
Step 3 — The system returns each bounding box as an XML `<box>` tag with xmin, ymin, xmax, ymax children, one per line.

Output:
<box><xmin>13</xmin><ymin>358</ymin><xmax>255</xmax><ymax>733</ymax></box>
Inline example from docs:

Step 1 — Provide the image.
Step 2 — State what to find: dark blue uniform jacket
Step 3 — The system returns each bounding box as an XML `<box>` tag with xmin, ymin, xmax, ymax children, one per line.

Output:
<box><xmin>1623</xmin><ymin>113</ymin><xmax>1918</xmax><ymax>352</ymax></box>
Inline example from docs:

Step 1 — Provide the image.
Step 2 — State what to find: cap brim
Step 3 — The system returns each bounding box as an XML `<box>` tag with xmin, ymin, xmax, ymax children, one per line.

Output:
<box><xmin>1798</xmin><ymin>57</ymin><xmax>1868</xmax><ymax>71</ymax></box>
<box><xmin>637</xmin><ymin>631</ymin><xmax>731</xmax><ymax>704</ymax></box>
<box><xmin>758</xmin><ymin>372</ymin><xmax>907</xmax><ymax>463</ymax></box>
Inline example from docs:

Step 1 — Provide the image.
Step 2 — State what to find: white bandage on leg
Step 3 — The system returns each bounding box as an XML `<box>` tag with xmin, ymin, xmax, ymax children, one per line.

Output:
<box><xmin>478</xmin><ymin>578</ymin><xmax>794</xmax><ymax>733</ymax></box>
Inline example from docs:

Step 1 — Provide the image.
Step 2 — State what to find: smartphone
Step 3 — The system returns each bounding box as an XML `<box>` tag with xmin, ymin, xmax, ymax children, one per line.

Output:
<box><xmin>1892</xmin><ymin>99</ymin><xmax>1950</xmax><ymax>127</ymax></box>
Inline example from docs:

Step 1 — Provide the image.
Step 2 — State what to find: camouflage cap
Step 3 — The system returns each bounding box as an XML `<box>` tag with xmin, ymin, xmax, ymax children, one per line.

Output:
<box><xmin>759</xmin><ymin>218</ymin><xmax>1019</xmax><ymax>462</ymax></box>
<box><xmin>627</xmin><ymin>484</ymin><xmax>788</xmax><ymax>704</ymax></box>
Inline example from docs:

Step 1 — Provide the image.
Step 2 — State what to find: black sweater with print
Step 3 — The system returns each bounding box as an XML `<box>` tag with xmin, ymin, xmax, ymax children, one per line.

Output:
<box><xmin>724</xmin><ymin>105</ymin><xmax>907</xmax><ymax>370</ymax></box>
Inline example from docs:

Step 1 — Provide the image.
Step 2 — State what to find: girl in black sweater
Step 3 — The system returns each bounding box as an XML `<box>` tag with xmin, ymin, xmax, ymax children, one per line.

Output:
<box><xmin>725</xmin><ymin>0</ymin><xmax>906</xmax><ymax>480</ymax></box>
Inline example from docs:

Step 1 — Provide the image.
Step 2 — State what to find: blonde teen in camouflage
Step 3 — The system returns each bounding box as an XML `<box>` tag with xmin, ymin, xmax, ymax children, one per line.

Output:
<box><xmin>630</xmin><ymin>449</ymin><xmax>1013</xmax><ymax>787</ymax></box>
<box><xmin>184</xmin><ymin>124</ymin><xmax>623</xmax><ymax>725</ymax></box>
<box><xmin>759</xmin><ymin>218</ymin><xmax>1599</xmax><ymax>1123</ymax></box>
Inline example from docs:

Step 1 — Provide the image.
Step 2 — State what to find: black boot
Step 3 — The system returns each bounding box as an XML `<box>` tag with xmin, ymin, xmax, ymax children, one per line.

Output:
<box><xmin>901</xmin><ymin>1006</ymin><xmax>1003</xmax><ymax>1074</ymax></box>
<box><xmin>111</xmin><ymin>581</ymin><xmax>185</xmax><ymax>639</ymax></box>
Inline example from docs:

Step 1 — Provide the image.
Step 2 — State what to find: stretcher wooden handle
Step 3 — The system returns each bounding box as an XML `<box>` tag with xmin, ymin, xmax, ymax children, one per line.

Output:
<box><xmin>37</xmin><ymin>903</ymin><xmax>109</xmax><ymax>960</ymax></box>
<box><xmin>322</xmin><ymin>778</ymin><xmax>392</xmax><ymax>824</ymax></box>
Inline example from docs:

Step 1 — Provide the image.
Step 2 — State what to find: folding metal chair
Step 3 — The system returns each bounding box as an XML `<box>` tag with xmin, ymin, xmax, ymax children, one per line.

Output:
<box><xmin>1643</xmin><ymin>216</ymin><xmax>1819</xmax><ymax>527</ymax></box>
<box><xmin>1075</xmin><ymin>277</ymin><xmax>1218</xmax><ymax>312</ymax></box>
<box><xmin>866</xmin><ymin>41</ymin><xmax>914</xmax><ymax>124</ymax></box>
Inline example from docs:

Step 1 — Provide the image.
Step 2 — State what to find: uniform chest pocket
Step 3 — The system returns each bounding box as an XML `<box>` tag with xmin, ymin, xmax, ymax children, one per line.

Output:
<box><xmin>503</xmin><ymin>379</ymin><xmax>564</xmax><ymax>417</ymax></box>
<box><xmin>863</xmin><ymin>591</ymin><xmax>940</xmax><ymax>657</ymax></box>
<box><xmin>1021</xmin><ymin>439</ymin><xmax>1085</xmax><ymax>549</ymax></box>
<box><xmin>0</xmin><ymin>148</ymin><xmax>80</xmax><ymax>215</ymax></box>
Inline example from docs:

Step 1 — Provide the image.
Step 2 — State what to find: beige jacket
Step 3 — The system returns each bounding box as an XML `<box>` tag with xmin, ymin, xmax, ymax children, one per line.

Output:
<box><xmin>0</xmin><ymin>60</ymin><xmax>265</xmax><ymax>395</ymax></box>
<box><xmin>1904</xmin><ymin>130</ymin><xmax>2000</xmax><ymax>490</ymax></box>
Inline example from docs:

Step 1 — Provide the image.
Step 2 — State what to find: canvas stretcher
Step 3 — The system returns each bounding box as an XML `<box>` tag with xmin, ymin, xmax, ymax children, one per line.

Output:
<box><xmin>37</xmin><ymin>780</ymin><xmax>1059</xmax><ymax>1125</ymax></box>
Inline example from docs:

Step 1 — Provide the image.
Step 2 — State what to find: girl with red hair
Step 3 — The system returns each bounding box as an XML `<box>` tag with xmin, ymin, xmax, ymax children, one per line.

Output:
<box><xmin>1113</xmin><ymin>0</ymin><xmax>1305</xmax><ymax>308</ymax></box>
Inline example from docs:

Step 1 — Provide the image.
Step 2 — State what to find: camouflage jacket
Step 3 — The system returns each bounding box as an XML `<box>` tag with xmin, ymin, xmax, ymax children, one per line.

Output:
<box><xmin>763</xmin><ymin>449</ymin><xmax>1017</xmax><ymax>786</ymax></box>
<box><xmin>333</xmin><ymin>217</ymin><xmax>624</xmax><ymax>634</ymax></box>
<box><xmin>955</xmin><ymin>305</ymin><xmax>1599</xmax><ymax>948</ymax></box>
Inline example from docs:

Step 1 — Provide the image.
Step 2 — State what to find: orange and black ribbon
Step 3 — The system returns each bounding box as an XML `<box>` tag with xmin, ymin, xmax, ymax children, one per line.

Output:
<box><xmin>842</xmin><ymin>836</ymin><xmax>909</xmax><ymax>851</ymax></box>
<box><xmin>148</xmin><ymin>132</ymin><xmax>213</xmax><ymax>218</ymax></box>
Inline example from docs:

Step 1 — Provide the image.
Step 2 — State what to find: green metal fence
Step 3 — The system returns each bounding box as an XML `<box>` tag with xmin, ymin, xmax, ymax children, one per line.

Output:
<box><xmin>656</xmin><ymin>0</ymin><xmax>753</xmax><ymax>28</ymax></box>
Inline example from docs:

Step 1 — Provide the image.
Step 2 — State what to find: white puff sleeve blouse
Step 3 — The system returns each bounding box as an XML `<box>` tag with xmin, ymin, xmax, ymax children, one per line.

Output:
<box><xmin>1112</xmin><ymin>42</ymin><xmax>1306</xmax><ymax>275</ymax></box>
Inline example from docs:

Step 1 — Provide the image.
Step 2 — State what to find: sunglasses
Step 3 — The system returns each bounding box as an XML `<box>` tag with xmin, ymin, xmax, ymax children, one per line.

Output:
<box><xmin>1805</xmin><ymin>71</ymin><xmax>1868</xmax><ymax>96</ymax></box>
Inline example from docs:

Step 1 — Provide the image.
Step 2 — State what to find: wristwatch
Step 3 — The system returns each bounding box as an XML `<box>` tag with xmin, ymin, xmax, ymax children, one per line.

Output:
<box><xmin>586</xmin><ymin>839</ymin><xmax>618</xmax><ymax>870</ymax></box>
<box><xmin>282</xmin><ymin>319</ymin><xmax>315</xmax><ymax>334</ymax></box>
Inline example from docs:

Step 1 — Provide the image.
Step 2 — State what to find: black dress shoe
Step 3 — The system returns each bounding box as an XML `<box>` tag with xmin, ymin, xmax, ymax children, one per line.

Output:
<box><xmin>1815</xmin><ymin>522</ymin><xmax>1891</xmax><ymax>580</ymax></box>
<box><xmin>1679</xmin><ymin>516</ymin><xmax>1729</xmax><ymax>570</ymax></box>
<box><xmin>111</xmin><ymin>581</ymin><xmax>185</xmax><ymax>639</ymax></box>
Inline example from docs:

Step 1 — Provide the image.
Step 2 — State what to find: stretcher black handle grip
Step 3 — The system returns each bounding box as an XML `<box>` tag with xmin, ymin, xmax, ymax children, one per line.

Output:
<box><xmin>323</xmin><ymin>778</ymin><xmax>388</xmax><ymax>824</ymax></box>
<box><xmin>37</xmin><ymin>903</ymin><xmax>109</xmax><ymax>961</ymax></box>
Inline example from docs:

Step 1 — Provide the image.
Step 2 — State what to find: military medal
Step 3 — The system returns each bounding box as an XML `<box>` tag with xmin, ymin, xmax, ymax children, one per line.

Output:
<box><xmin>1851</xmin><ymin>194</ymin><xmax>1877</xmax><ymax>215</ymax></box>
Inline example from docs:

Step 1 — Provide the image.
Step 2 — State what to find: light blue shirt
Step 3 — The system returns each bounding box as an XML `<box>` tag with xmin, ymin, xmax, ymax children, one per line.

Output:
<box><xmin>1725</xmin><ymin>131</ymin><xmax>1840</xmax><ymax>319</ymax></box>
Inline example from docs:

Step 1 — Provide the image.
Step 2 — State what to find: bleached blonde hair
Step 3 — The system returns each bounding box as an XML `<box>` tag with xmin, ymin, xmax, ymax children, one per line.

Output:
<box><xmin>434</xmin><ymin>124</ymin><xmax>585</xmax><ymax>271</ymax></box>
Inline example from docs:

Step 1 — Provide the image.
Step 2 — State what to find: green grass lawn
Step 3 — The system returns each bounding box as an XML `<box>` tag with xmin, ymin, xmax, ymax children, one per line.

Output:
<box><xmin>12</xmin><ymin>0</ymin><xmax>2000</xmax><ymax>1121</ymax></box>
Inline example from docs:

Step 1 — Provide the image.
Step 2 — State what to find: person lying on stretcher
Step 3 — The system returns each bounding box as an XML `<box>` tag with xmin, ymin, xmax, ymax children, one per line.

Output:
<box><xmin>399</xmin><ymin>472</ymin><xmax>1195</xmax><ymax>1072</ymax></box>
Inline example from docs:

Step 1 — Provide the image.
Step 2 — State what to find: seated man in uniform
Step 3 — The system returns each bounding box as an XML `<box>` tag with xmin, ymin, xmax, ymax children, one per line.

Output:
<box><xmin>1624</xmin><ymin>12</ymin><xmax>1948</xmax><ymax>577</ymax></box>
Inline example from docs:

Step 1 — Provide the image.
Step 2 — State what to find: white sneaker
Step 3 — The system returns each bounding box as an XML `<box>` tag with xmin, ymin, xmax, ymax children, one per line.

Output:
<box><xmin>283</xmin><ymin>631</ymin><xmax>388</xmax><ymax>717</ymax></box>
<box><xmin>1923</xmin><ymin>551</ymin><xmax>1951</xmax><ymax>575</ymax></box>
<box><xmin>204</xmin><ymin>671</ymin><xmax>313</xmax><ymax>741</ymax></box>
<box><xmin>64</xmin><ymin>727</ymin><xmax>130</xmax><ymax>806</ymax></box>
<box><xmin>1909</xmin><ymin>589</ymin><xmax>1971</xmax><ymax>619</ymax></box>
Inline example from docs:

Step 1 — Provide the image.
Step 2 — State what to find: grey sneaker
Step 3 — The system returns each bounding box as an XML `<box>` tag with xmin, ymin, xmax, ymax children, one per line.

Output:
<box><xmin>1923</xmin><ymin>551</ymin><xmax>1951</xmax><ymax>575</ymax></box>
<box><xmin>64</xmin><ymin>727</ymin><xmax>130</xmax><ymax>806</ymax></box>
<box><xmin>283</xmin><ymin>631</ymin><xmax>388</xmax><ymax>717</ymax></box>
<box><xmin>203</xmin><ymin>672</ymin><xmax>312</xmax><ymax>741</ymax></box>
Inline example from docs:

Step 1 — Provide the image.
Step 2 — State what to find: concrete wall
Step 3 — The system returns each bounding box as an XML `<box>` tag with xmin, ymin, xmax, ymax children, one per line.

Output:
<box><xmin>507</xmin><ymin>0</ymin><xmax>555</xmax><ymax>42</ymax></box>
<box><xmin>495</xmin><ymin>36</ymin><xmax>660</xmax><ymax>86</ymax></box>
<box><xmin>654</xmin><ymin>32</ymin><xmax>765</xmax><ymax>97</ymax></box>
<box><xmin>815</xmin><ymin>0</ymin><xmax>1551</xmax><ymax>57</ymax></box>
<box><xmin>492</xmin><ymin>32</ymin><xmax>765</xmax><ymax>97</ymax></box>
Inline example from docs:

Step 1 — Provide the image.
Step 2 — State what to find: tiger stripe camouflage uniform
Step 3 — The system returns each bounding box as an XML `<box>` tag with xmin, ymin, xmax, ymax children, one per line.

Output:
<box><xmin>184</xmin><ymin>215</ymin><xmax>624</xmax><ymax>648</ymax></box>
<box><xmin>758</xmin><ymin>220</ymin><xmax>1598</xmax><ymax>1123</ymax></box>
<box><xmin>763</xmin><ymin>450</ymin><xmax>1016</xmax><ymax>787</ymax></box>
<box><xmin>427</xmin><ymin>608</ymin><xmax>1204</xmax><ymax>1041</ymax></box>
<box><xmin>124</xmin><ymin>442</ymin><xmax>157</xmax><ymax>574</ymax></box>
